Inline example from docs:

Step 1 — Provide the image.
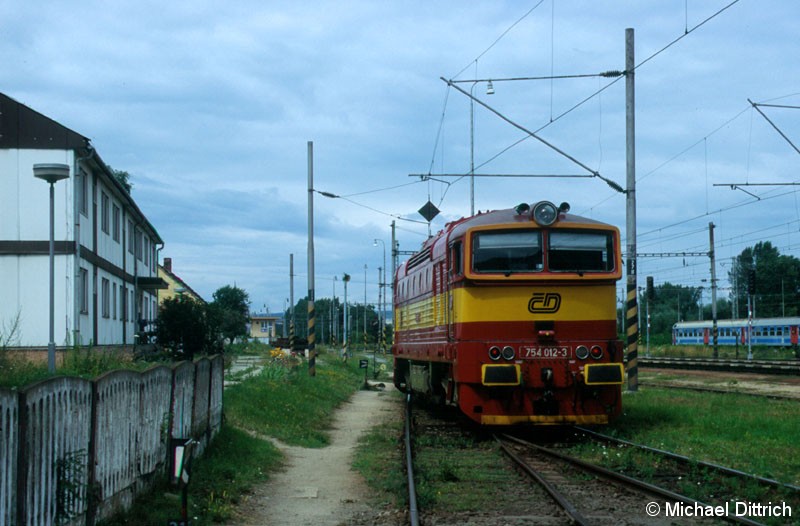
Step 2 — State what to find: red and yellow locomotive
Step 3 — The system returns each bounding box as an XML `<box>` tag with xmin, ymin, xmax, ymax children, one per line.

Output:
<box><xmin>393</xmin><ymin>201</ymin><xmax>625</xmax><ymax>425</ymax></box>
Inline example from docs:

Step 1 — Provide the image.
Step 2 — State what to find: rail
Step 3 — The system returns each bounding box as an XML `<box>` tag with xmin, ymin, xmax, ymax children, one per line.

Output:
<box><xmin>498</xmin><ymin>434</ymin><xmax>766</xmax><ymax>526</ymax></box>
<box><xmin>639</xmin><ymin>356</ymin><xmax>800</xmax><ymax>375</ymax></box>
<box><xmin>495</xmin><ymin>435</ymin><xmax>590</xmax><ymax>525</ymax></box>
<box><xmin>404</xmin><ymin>393</ymin><xmax>419</xmax><ymax>526</ymax></box>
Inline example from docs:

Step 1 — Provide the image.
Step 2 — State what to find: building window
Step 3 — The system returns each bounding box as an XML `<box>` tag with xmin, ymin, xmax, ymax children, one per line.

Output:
<box><xmin>101</xmin><ymin>192</ymin><xmax>110</xmax><ymax>234</ymax></box>
<box><xmin>135</xmin><ymin>229</ymin><xmax>142</xmax><ymax>261</ymax></box>
<box><xmin>101</xmin><ymin>278</ymin><xmax>110</xmax><ymax>318</ymax></box>
<box><xmin>113</xmin><ymin>283</ymin><xmax>117</xmax><ymax>320</ymax></box>
<box><xmin>143</xmin><ymin>237</ymin><xmax>149</xmax><ymax>267</ymax></box>
<box><xmin>121</xmin><ymin>286</ymin><xmax>127</xmax><ymax>321</ymax></box>
<box><xmin>80</xmin><ymin>268</ymin><xmax>89</xmax><ymax>314</ymax></box>
<box><xmin>79</xmin><ymin>170</ymin><xmax>88</xmax><ymax>216</ymax></box>
<box><xmin>112</xmin><ymin>204</ymin><xmax>120</xmax><ymax>243</ymax></box>
<box><xmin>261</xmin><ymin>321</ymin><xmax>270</xmax><ymax>332</ymax></box>
<box><xmin>127</xmin><ymin>220</ymin><xmax>135</xmax><ymax>254</ymax></box>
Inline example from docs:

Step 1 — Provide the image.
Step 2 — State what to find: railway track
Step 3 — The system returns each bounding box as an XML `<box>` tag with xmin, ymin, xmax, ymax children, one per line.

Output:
<box><xmin>403</xmin><ymin>396</ymin><xmax>796</xmax><ymax>525</ymax></box>
<box><xmin>638</xmin><ymin>379</ymin><xmax>800</xmax><ymax>400</ymax></box>
<box><xmin>638</xmin><ymin>356</ymin><xmax>800</xmax><ymax>375</ymax></box>
<box><xmin>574</xmin><ymin>427</ymin><xmax>800</xmax><ymax>492</ymax></box>
<box><xmin>497</xmin><ymin>434</ymin><xmax>768</xmax><ymax>526</ymax></box>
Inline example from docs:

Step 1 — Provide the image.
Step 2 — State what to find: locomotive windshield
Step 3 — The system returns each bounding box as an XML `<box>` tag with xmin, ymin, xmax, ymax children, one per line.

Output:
<box><xmin>471</xmin><ymin>229</ymin><xmax>615</xmax><ymax>274</ymax></box>
<box><xmin>548</xmin><ymin>231</ymin><xmax>614</xmax><ymax>272</ymax></box>
<box><xmin>472</xmin><ymin>231</ymin><xmax>543</xmax><ymax>273</ymax></box>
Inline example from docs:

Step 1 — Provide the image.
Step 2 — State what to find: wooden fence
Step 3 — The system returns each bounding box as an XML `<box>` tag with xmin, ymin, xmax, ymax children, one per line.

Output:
<box><xmin>0</xmin><ymin>355</ymin><xmax>224</xmax><ymax>526</ymax></box>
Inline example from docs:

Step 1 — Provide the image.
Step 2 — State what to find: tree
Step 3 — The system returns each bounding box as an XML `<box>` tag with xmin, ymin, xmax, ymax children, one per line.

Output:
<box><xmin>156</xmin><ymin>295</ymin><xmax>208</xmax><ymax>359</ymax></box>
<box><xmin>730</xmin><ymin>242</ymin><xmax>800</xmax><ymax>318</ymax></box>
<box><xmin>211</xmin><ymin>285</ymin><xmax>250</xmax><ymax>343</ymax></box>
<box><xmin>638</xmin><ymin>281</ymin><xmax>703</xmax><ymax>338</ymax></box>
<box><xmin>108</xmin><ymin>165</ymin><xmax>132</xmax><ymax>193</ymax></box>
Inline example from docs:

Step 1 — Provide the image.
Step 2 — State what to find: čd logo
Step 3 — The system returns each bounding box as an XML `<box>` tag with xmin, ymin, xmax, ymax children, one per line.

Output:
<box><xmin>528</xmin><ymin>292</ymin><xmax>561</xmax><ymax>313</ymax></box>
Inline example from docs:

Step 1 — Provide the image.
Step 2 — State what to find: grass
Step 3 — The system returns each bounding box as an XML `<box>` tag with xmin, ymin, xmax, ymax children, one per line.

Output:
<box><xmin>0</xmin><ymin>345</ymin><xmax>158</xmax><ymax>389</ymax></box>
<box><xmin>102</xmin><ymin>348</ymin><xmax>370</xmax><ymax>524</ymax></box>
<box><xmin>98</xmin><ymin>425</ymin><xmax>281</xmax><ymax>526</ymax></box>
<box><xmin>588</xmin><ymin>388</ymin><xmax>800</xmax><ymax>485</ymax></box>
<box><xmin>224</xmin><ymin>352</ymin><xmax>366</xmax><ymax>447</ymax></box>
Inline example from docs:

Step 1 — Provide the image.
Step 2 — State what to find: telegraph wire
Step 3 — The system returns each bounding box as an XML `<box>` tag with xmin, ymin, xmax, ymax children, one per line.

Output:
<box><xmin>450</xmin><ymin>0</ymin><xmax>547</xmax><ymax>80</ymax></box>
<box><xmin>635</xmin><ymin>0</ymin><xmax>741</xmax><ymax>72</ymax></box>
<box><xmin>446</xmin><ymin>0</ymin><xmax>743</xmax><ymax>207</ymax></box>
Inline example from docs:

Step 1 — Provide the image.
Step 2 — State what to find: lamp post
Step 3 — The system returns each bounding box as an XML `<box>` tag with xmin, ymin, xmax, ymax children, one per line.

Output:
<box><xmin>331</xmin><ymin>275</ymin><xmax>338</xmax><ymax>345</ymax></box>
<box><xmin>342</xmin><ymin>273</ymin><xmax>350</xmax><ymax>357</ymax></box>
<box><xmin>373</xmin><ymin>239</ymin><xmax>386</xmax><ymax>352</ymax></box>
<box><xmin>34</xmin><ymin>163</ymin><xmax>70</xmax><ymax>373</ymax></box>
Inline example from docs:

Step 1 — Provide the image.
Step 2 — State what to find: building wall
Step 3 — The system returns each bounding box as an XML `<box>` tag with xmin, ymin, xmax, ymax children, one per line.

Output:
<box><xmin>0</xmin><ymin>147</ymin><xmax>161</xmax><ymax>348</ymax></box>
<box><xmin>0</xmin><ymin>149</ymin><xmax>76</xmax><ymax>347</ymax></box>
<box><xmin>249</xmin><ymin>317</ymin><xmax>278</xmax><ymax>343</ymax></box>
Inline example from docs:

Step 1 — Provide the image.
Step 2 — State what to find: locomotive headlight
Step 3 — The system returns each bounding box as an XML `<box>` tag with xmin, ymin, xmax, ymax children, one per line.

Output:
<box><xmin>590</xmin><ymin>345</ymin><xmax>604</xmax><ymax>359</ymax></box>
<box><xmin>488</xmin><ymin>346</ymin><xmax>502</xmax><ymax>361</ymax></box>
<box><xmin>532</xmin><ymin>201</ymin><xmax>558</xmax><ymax>226</ymax></box>
<box><xmin>575</xmin><ymin>345</ymin><xmax>590</xmax><ymax>360</ymax></box>
<box><xmin>501</xmin><ymin>346</ymin><xmax>516</xmax><ymax>360</ymax></box>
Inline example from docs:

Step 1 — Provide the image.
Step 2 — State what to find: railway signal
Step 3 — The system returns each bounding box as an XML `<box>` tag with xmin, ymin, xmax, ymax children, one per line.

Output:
<box><xmin>747</xmin><ymin>269</ymin><xmax>756</xmax><ymax>295</ymax></box>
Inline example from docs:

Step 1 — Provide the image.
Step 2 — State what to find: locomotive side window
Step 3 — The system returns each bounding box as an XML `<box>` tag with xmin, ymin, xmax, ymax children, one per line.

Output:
<box><xmin>472</xmin><ymin>231</ymin><xmax>542</xmax><ymax>273</ymax></box>
<box><xmin>548</xmin><ymin>231</ymin><xmax>614</xmax><ymax>272</ymax></box>
<box><xmin>450</xmin><ymin>241</ymin><xmax>463</xmax><ymax>276</ymax></box>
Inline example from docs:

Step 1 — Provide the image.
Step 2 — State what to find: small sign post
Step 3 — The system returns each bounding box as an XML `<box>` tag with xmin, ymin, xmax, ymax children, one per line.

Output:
<box><xmin>359</xmin><ymin>358</ymin><xmax>369</xmax><ymax>387</ymax></box>
<box><xmin>168</xmin><ymin>438</ymin><xmax>193</xmax><ymax>526</ymax></box>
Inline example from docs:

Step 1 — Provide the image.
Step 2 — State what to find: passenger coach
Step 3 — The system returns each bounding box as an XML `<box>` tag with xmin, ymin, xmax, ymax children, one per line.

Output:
<box><xmin>673</xmin><ymin>318</ymin><xmax>800</xmax><ymax>347</ymax></box>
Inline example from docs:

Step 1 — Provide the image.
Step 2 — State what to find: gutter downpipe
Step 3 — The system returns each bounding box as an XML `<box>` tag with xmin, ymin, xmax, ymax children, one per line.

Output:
<box><xmin>156</xmin><ymin>242</ymin><xmax>164</xmax><ymax>328</ymax></box>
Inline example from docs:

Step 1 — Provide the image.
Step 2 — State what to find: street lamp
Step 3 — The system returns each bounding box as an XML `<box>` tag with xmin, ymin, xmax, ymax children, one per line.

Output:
<box><xmin>373</xmin><ymin>239</ymin><xmax>386</xmax><ymax>352</ymax></box>
<box><xmin>34</xmin><ymin>163</ymin><xmax>70</xmax><ymax>373</ymax></box>
<box><xmin>331</xmin><ymin>275</ymin><xmax>338</xmax><ymax>345</ymax></box>
<box><xmin>363</xmin><ymin>264</ymin><xmax>367</xmax><ymax>350</ymax></box>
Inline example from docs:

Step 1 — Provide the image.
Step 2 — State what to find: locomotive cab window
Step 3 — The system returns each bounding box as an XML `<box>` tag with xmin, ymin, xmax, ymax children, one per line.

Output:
<box><xmin>450</xmin><ymin>241</ymin><xmax>463</xmax><ymax>276</ymax></box>
<box><xmin>548</xmin><ymin>231</ymin><xmax>614</xmax><ymax>273</ymax></box>
<box><xmin>472</xmin><ymin>231</ymin><xmax>542</xmax><ymax>274</ymax></box>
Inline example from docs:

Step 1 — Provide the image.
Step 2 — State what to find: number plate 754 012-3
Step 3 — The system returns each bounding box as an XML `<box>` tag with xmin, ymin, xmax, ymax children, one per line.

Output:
<box><xmin>519</xmin><ymin>346</ymin><xmax>570</xmax><ymax>359</ymax></box>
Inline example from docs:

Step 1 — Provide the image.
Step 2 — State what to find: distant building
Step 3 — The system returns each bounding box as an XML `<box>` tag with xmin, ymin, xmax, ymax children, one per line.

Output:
<box><xmin>158</xmin><ymin>257</ymin><xmax>205</xmax><ymax>304</ymax></box>
<box><xmin>0</xmin><ymin>92</ymin><xmax>166</xmax><ymax>348</ymax></box>
<box><xmin>249</xmin><ymin>313</ymin><xmax>281</xmax><ymax>344</ymax></box>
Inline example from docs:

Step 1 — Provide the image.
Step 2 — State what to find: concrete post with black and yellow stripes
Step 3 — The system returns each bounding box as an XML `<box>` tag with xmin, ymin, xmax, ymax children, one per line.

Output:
<box><xmin>625</xmin><ymin>28</ymin><xmax>638</xmax><ymax>392</ymax></box>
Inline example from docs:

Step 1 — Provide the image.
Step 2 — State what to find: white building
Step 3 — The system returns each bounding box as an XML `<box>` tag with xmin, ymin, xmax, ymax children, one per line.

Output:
<box><xmin>0</xmin><ymin>92</ymin><xmax>165</xmax><ymax>349</ymax></box>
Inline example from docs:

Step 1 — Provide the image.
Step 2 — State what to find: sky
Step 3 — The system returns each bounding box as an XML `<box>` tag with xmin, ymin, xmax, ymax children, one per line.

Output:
<box><xmin>4</xmin><ymin>0</ymin><xmax>800</xmax><ymax>315</ymax></box>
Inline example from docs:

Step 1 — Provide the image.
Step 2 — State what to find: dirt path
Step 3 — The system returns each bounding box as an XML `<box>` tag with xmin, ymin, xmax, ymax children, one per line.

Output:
<box><xmin>231</xmin><ymin>388</ymin><xmax>400</xmax><ymax>526</ymax></box>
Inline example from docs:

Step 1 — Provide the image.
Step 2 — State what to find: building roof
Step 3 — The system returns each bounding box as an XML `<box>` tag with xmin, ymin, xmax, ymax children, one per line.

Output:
<box><xmin>0</xmin><ymin>91</ymin><xmax>163</xmax><ymax>244</ymax></box>
<box><xmin>159</xmin><ymin>263</ymin><xmax>205</xmax><ymax>303</ymax></box>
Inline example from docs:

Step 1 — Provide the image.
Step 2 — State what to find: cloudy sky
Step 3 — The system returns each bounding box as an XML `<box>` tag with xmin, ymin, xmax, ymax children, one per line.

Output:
<box><xmin>4</xmin><ymin>0</ymin><xmax>800</xmax><ymax>313</ymax></box>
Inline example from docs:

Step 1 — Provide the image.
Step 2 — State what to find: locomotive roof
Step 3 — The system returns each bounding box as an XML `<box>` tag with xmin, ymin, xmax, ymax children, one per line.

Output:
<box><xmin>444</xmin><ymin>206</ymin><xmax>614</xmax><ymax>238</ymax></box>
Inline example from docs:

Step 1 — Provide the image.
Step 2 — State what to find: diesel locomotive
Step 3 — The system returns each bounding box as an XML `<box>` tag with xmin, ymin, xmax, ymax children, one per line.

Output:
<box><xmin>393</xmin><ymin>201</ymin><xmax>625</xmax><ymax>425</ymax></box>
